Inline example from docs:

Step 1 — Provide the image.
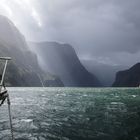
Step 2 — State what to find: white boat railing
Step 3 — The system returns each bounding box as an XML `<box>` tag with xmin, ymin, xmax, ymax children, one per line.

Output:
<box><xmin>0</xmin><ymin>57</ymin><xmax>14</xmax><ymax>140</ymax></box>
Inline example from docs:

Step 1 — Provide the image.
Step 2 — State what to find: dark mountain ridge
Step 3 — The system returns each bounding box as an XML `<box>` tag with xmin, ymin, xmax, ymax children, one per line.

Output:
<box><xmin>113</xmin><ymin>63</ymin><xmax>140</xmax><ymax>87</ymax></box>
<box><xmin>29</xmin><ymin>42</ymin><xmax>101</xmax><ymax>87</ymax></box>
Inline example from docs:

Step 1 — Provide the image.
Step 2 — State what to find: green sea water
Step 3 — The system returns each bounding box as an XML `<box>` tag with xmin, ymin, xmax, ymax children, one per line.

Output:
<box><xmin>0</xmin><ymin>87</ymin><xmax>140</xmax><ymax>140</ymax></box>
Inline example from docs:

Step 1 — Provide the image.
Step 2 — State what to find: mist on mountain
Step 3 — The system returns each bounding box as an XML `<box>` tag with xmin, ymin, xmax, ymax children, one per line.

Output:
<box><xmin>29</xmin><ymin>42</ymin><xmax>101</xmax><ymax>87</ymax></box>
<box><xmin>0</xmin><ymin>15</ymin><xmax>63</xmax><ymax>87</ymax></box>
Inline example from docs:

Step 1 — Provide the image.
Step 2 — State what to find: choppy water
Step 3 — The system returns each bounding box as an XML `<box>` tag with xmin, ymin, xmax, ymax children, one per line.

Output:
<box><xmin>0</xmin><ymin>88</ymin><xmax>140</xmax><ymax>140</ymax></box>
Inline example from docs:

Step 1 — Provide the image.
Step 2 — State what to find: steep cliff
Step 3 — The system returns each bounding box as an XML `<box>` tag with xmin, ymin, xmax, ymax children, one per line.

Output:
<box><xmin>0</xmin><ymin>15</ymin><xmax>63</xmax><ymax>87</ymax></box>
<box><xmin>113</xmin><ymin>63</ymin><xmax>140</xmax><ymax>87</ymax></box>
<box><xmin>29</xmin><ymin>42</ymin><xmax>101</xmax><ymax>87</ymax></box>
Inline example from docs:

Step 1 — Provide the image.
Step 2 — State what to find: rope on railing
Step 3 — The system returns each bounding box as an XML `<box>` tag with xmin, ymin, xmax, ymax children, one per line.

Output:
<box><xmin>7</xmin><ymin>94</ymin><xmax>15</xmax><ymax>140</ymax></box>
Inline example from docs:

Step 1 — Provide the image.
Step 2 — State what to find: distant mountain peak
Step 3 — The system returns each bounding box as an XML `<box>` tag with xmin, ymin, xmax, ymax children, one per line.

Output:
<box><xmin>30</xmin><ymin>41</ymin><xmax>73</xmax><ymax>49</ymax></box>
<box><xmin>29</xmin><ymin>41</ymin><xmax>101</xmax><ymax>87</ymax></box>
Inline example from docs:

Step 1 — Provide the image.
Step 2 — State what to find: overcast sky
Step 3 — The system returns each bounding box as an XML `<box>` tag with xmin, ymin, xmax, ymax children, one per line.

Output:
<box><xmin>0</xmin><ymin>0</ymin><xmax>140</xmax><ymax>67</ymax></box>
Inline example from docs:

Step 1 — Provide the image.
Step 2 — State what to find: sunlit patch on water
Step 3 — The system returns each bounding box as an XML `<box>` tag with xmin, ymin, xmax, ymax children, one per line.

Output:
<box><xmin>0</xmin><ymin>87</ymin><xmax>140</xmax><ymax>140</ymax></box>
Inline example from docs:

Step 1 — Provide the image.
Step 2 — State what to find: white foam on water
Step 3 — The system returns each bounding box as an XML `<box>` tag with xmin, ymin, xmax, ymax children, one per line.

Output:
<box><xmin>131</xmin><ymin>95</ymin><xmax>137</xmax><ymax>98</ymax></box>
<box><xmin>20</xmin><ymin>119</ymin><xmax>33</xmax><ymax>123</ymax></box>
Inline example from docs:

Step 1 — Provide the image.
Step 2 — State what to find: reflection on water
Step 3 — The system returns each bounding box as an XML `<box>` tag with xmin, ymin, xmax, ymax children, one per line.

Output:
<box><xmin>0</xmin><ymin>87</ymin><xmax>140</xmax><ymax>140</ymax></box>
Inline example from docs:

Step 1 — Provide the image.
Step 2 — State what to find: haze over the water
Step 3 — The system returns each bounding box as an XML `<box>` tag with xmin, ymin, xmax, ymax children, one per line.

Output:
<box><xmin>0</xmin><ymin>0</ymin><xmax>140</xmax><ymax>66</ymax></box>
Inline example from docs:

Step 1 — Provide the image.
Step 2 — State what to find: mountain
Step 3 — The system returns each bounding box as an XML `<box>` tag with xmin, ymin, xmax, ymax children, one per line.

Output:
<box><xmin>81</xmin><ymin>60</ymin><xmax>127</xmax><ymax>86</ymax></box>
<box><xmin>29</xmin><ymin>42</ymin><xmax>101</xmax><ymax>87</ymax></box>
<box><xmin>113</xmin><ymin>63</ymin><xmax>140</xmax><ymax>87</ymax></box>
<box><xmin>0</xmin><ymin>15</ymin><xmax>63</xmax><ymax>87</ymax></box>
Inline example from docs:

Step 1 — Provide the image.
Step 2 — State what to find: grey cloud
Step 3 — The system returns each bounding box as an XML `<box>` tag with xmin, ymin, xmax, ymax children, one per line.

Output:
<box><xmin>0</xmin><ymin>0</ymin><xmax>140</xmax><ymax>66</ymax></box>
<box><xmin>36</xmin><ymin>0</ymin><xmax>140</xmax><ymax>54</ymax></box>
